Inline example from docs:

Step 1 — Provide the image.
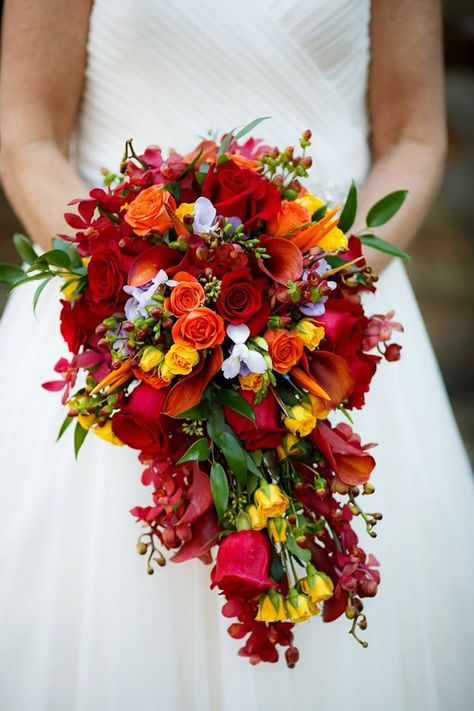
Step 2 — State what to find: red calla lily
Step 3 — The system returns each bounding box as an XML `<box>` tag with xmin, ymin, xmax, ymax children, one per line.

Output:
<box><xmin>170</xmin><ymin>508</ymin><xmax>220</xmax><ymax>563</ymax></box>
<box><xmin>178</xmin><ymin>462</ymin><xmax>213</xmax><ymax>526</ymax></box>
<box><xmin>304</xmin><ymin>350</ymin><xmax>355</xmax><ymax>408</ymax></box>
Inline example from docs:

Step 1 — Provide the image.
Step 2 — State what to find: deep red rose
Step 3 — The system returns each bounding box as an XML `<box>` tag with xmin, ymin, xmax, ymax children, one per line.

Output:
<box><xmin>59</xmin><ymin>298</ymin><xmax>102</xmax><ymax>354</ymax></box>
<box><xmin>85</xmin><ymin>240</ymin><xmax>126</xmax><ymax>315</ymax></box>
<box><xmin>223</xmin><ymin>389</ymin><xmax>282</xmax><ymax>451</ymax></box>
<box><xmin>216</xmin><ymin>269</ymin><xmax>265</xmax><ymax>329</ymax></box>
<box><xmin>112</xmin><ymin>383</ymin><xmax>172</xmax><ymax>457</ymax></box>
<box><xmin>210</xmin><ymin>531</ymin><xmax>277</xmax><ymax>597</ymax></box>
<box><xmin>318</xmin><ymin>299</ymin><xmax>381</xmax><ymax>408</ymax></box>
<box><xmin>202</xmin><ymin>161</ymin><xmax>281</xmax><ymax>229</ymax></box>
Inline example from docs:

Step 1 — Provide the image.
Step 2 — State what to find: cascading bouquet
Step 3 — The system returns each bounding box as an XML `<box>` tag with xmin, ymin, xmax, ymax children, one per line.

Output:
<box><xmin>0</xmin><ymin>119</ymin><xmax>407</xmax><ymax>667</ymax></box>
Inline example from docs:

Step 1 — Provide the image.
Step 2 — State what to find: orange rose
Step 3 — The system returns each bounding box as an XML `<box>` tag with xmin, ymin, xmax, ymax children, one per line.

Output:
<box><xmin>164</xmin><ymin>271</ymin><xmax>205</xmax><ymax>317</ymax></box>
<box><xmin>267</xmin><ymin>200</ymin><xmax>311</xmax><ymax>238</ymax></box>
<box><xmin>264</xmin><ymin>328</ymin><xmax>304</xmax><ymax>374</ymax></box>
<box><xmin>124</xmin><ymin>185</ymin><xmax>176</xmax><ymax>236</ymax></box>
<box><xmin>172</xmin><ymin>307</ymin><xmax>225</xmax><ymax>350</ymax></box>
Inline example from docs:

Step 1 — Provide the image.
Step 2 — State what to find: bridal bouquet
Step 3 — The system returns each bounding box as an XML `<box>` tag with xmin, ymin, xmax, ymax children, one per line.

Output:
<box><xmin>0</xmin><ymin>119</ymin><xmax>407</xmax><ymax>666</ymax></box>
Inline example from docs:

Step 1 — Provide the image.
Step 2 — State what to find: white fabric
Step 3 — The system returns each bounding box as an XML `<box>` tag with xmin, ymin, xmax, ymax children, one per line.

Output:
<box><xmin>1</xmin><ymin>1</ymin><xmax>473</xmax><ymax>709</ymax></box>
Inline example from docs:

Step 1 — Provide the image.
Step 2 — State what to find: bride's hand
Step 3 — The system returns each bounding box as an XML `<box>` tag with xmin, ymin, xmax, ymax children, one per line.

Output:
<box><xmin>0</xmin><ymin>0</ymin><xmax>93</xmax><ymax>250</ymax></box>
<box><xmin>355</xmin><ymin>0</ymin><xmax>446</xmax><ymax>273</ymax></box>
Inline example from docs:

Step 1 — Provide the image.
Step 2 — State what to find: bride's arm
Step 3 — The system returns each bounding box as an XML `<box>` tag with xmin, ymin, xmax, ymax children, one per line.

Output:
<box><xmin>0</xmin><ymin>0</ymin><xmax>92</xmax><ymax>250</ymax></box>
<box><xmin>355</xmin><ymin>0</ymin><xmax>447</xmax><ymax>272</ymax></box>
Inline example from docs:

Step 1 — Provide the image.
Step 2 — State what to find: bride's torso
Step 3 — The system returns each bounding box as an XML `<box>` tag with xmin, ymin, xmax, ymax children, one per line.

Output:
<box><xmin>75</xmin><ymin>0</ymin><xmax>371</xmax><ymax>200</ymax></box>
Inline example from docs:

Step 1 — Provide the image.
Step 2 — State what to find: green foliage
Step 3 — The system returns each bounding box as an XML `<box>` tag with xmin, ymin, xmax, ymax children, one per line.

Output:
<box><xmin>177</xmin><ymin>437</ymin><xmax>211</xmax><ymax>463</ymax></box>
<box><xmin>338</xmin><ymin>180</ymin><xmax>357</xmax><ymax>234</ymax></box>
<box><xmin>366</xmin><ymin>190</ymin><xmax>408</xmax><ymax>227</ymax></box>
<box><xmin>210</xmin><ymin>462</ymin><xmax>229</xmax><ymax>521</ymax></box>
<box><xmin>359</xmin><ymin>234</ymin><xmax>409</xmax><ymax>260</ymax></box>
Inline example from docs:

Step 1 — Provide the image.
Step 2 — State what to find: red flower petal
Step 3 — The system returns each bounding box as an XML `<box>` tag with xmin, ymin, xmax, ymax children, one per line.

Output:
<box><xmin>163</xmin><ymin>347</ymin><xmax>223</xmax><ymax>417</ymax></box>
<box><xmin>170</xmin><ymin>508</ymin><xmax>219</xmax><ymax>563</ymax></box>
<box><xmin>128</xmin><ymin>245</ymin><xmax>182</xmax><ymax>287</ymax></box>
<box><xmin>258</xmin><ymin>237</ymin><xmax>303</xmax><ymax>285</ymax></box>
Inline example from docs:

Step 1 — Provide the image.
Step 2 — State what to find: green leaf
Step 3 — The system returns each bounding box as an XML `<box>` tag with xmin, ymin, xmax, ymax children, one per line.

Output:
<box><xmin>33</xmin><ymin>276</ymin><xmax>54</xmax><ymax>313</ymax></box>
<box><xmin>245</xmin><ymin>451</ymin><xmax>262</xmax><ymax>478</ymax></box>
<box><xmin>366</xmin><ymin>190</ymin><xmax>408</xmax><ymax>228</ymax></box>
<box><xmin>286</xmin><ymin>535</ymin><xmax>312</xmax><ymax>563</ymax></box>
<box><xmin>74</xmin><ymin>422</ymin><xmax>88</xmax><ymax>458</ymax></box>
<box><xmin>0</xmin><ymin>263</ymin><xmax>25</xmax><ymax>285</ymax></box>
<box><xmin>9</xmin><ymin>272</ymin><xmax>53</xmax><ymax>290</ymax></box>
<box><xmin>215</xmin><ymin>388</ymin><xmax>255</xmax><ymax>423</ymax></box>
<box><xmin>216</xmin><ymin>431</ymin><xmax>248</xmax><ymax>487</ymax></box>
<box><xmin>217</xmin><ymin>126</ymin><xmax>238</xmax><ymax>159</ymax></box>
<box><xmin>210</xmin><ymin>461</ymin><xmax>229</xmax><ymax>521</ymax></box>
<box><xmin>269</xmin><ymin>545</ymin><xmax>285</xmax><ymax>582</ymax></box>
<box><xmin>338</xmin><ymin>180</ymin><xmax>357</xmax><ymax>234</ymax></box>
<box><xmin>42</xmin><ymin>249</ymin><xmax>72</xmax><ymax>269</ymax></box>
<box><xmin>359</xmin><ymin>234</ymin><xmax>410</xmax><ymax>260</ymax></box>
<box><xmin>177</xmin><ymin>437</ymin><xmax>210</xmax><ymax>463</ymax></box>
<box><xmin>180</xmin><ymin>401</ymin><xmax>211</xmax><ymax>420</ymax></box>
<box><xmin>52</xmin><ymin>237</ymin><xmax>83</xmax><ymax>269</ymax></box>
<box><xmin>57</xmin><ymin>415</ymin><xmax>74</xmax><ymax>442</ymax></box>
<box><xmin>233</xmin><ymin>116</ymin><xmax>270</xmax><ymax>142</ymax></box>
<box><xmin>13</xmin><ymin>233</ymin><xmax>38</xmax><ymax>265</ymax></box>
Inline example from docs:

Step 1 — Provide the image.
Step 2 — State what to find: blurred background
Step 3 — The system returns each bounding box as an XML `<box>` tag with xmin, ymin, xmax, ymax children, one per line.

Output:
<box><xmin>0</xmin><ymin>2</ymin><xmax>473</xmax><ymax>463</ymax></box>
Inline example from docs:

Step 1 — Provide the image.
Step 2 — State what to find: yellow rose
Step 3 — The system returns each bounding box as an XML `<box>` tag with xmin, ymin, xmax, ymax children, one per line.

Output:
<box><xmin>239</xmin><ymin>372</ymin><xmax>264</xmax><ymax>393</ymax></box>
<box><xmin>254</xmin><ymin>483</ymin><xmax>289</xmax><ymax>519</ymax></box>
<box><xmin>295</xmin><ymin>191</ymin><xmax>325</xmax><ymax>216</ymax></box>
<box><xmin>139</xmin><ymin>346</ymin><xmax>164</xmax><ymax>372</ymax></box>
<box><xmin>284</xmin><ymin>404</ymin><xmax>316</xmax><ymax>437</ymax></box>
<box><xmin>247</xmin><ymin>504</ymin><xmax>268</xmax><ymax>530</ymax></box>
<box><xmin>295</xmin><ymin>319</ymin><xmax>325</xmax><ymax>351</ymax></box>
<box><xmin>175</xmin><ymin>202</ymin><xmax>195</xmax><ymax>220</ymax></box>
<box><xmin>285</xmin><ymin>590</ymin><xmax>316</xmax><ymax>623</ymax></box>
<box><xmin>267</xmin><ymin>517</ymin><xmax>288</xmax><ymax>544</ymax></box>
<box><xmin>77</xmin><ymin>413</ymin><xmax>95</xmax><ymax>430</ymax></box>
<box><xmin>318</xmin><ymin>226</ymin><xmax>348</xmax><ymax>252</ymax></box>
<box><xmin>158</xmin><ymin>361</ymin><xmax>174</xmax><ymax>383</ymax></box>
<box><xmin>91</xmin><ymin>420</ymin><xmax>124</xmax><ymax>447</ymax></box>
<box><xmin>255</xmin><ymin>590</ymin><xmax>287</xmax><ymax>623</ymax></box>
<box><xmin>276</xmin><ymin>433</ymin><xmax>302</xmax><ymax>460</ymax></box>
<box><xmin>300</xmin><ymin>565</ymin><xmax>334</xmax><ymax>603</ymax></box>
<box><xmin>164</xmin><ymin>344</ymin><xmax>199</xmax><ymax>375</ymax></box>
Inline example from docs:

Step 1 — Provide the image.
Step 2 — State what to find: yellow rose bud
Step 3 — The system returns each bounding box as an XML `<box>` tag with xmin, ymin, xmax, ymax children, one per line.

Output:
<box><xmin>91</xmin><ymin>420</ymin><xmax>124</xmax><ymax>447</ymax></box>
<box><xmin>254</xmin><ymin>483</ymin><xmax>289</xmax><ymax>519</ymax></box>
<box><xmin>276</xmin><ymin>433</ymin><xmax>302</xmax><ymax>460</ymax></box>
<box><xmin>295</xmin><ymin>319</ymin><xmax>325</xmax><ymax>351</ymax></box>
<box><xmin>284</xmin><ymin>405</ymin><xmax>316</xmax><ymax>437</ymax></box>
<box><xmin>239</xmin><ymin>372</ymin><xmax>264</xmax><ymax>393</ymax></box>
<box><xmin>175</xmin><ymin>202</ymin><xmax>195</xmax><ymax>220</ymax></box>
<box><xmin>247</xmin><ymin>504</ymin><xmax>268</xmax><ymax>530</ymax></box>
<box><xmin>285</xmin><ymin>590</ymin><xmax>315</xmax><ymax>623</ymax></box>
<box><xmin>164</xmin><ymin>344</ymin><xmax>199</xmax><ymax>375</ymax></box>
<box><xmin>295</xmin><ymin>191</ymin><xmax>325</xmax><ymax>216</ymax></box>
<box><xmin>318</xmin><ymin>226</ymin><xmax>348</xmax><ymax>252</ymax></box>
<box><xmin>255</xmin><ymin>590</ymin><xmax>287</xmax><ymax>623</ymax></box>
<box><xmin>267</xmin><ymin>517</ymin><xmax>288</xmax><ymax>544</ymax></box>
<box><xmin>301</xmin><ymin>566</ymin><xmax>334</xmax><ymax>603</ymax></box>
<box><xmin>306</xmin><ymin>393</ymin><xmax>331</xmax><ymax>421</ymax></box>
<box><xmin>77</xmin><ymin>413</ymin><xmax>96</xmax><ymax>430</ymax></box>
<box><xmin>139</xmin><ymin>346</ymin><xmax>164</xmax><ymax>372</ymax></box>
<box><xmin>62</xmin><ymin>275</ymin><xmax>81</xmax><ymax>302</ymax></box>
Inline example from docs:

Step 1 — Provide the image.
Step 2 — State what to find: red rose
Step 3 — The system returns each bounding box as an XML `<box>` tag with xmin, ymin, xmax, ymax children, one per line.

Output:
<box><xmin>210</xmin><ymin>531</ymin><xmax>277</xmax><ymax>597</ymax></box>
<box><xmin>216</xmin><ymin>269</ymin><xmax>266</xmax><ymax>329</ymax></box>
<box><xmin>223</xmin><ymin>389</ymin><xmax>282</xmax><ymax>451</ymax></box>
<box><xmin>111</xmin><ymin>383</ymin><xmax>172</xmax><ymax>457</ymax></box>
<box><xmin>202</xmin><ymin>161</ymin><xmax>281</xmax><ymax>229</ymax></box>
<box><xmin>60</xmin><ymin>298</ymin><xmax>102</xmax><ymax>354</ymax></box>
<box><xmin>319</xmin><ymin>299</ymin><xmax>381</xmax><ymax>409</ymax></box>
<box><xmin>85</xmin><ymin>240</ymin><xmax>126</xmax><ymax>315</ymax></box>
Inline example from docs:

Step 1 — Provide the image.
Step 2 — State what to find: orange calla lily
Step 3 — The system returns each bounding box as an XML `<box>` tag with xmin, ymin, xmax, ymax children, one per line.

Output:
<box><xmin>163</xmin><ymin>346</ymin><xmax>223</xmax><ymax>417</ymax></box>
<box><xmin>290</xmin><ymin>366</ymin><xmax>331</xmax><ymax>401</ymax></box>
<box><xmin>305</xmin><ymin>350</ymin><xmax>355</xmax><ymax>408</ymax></box>
<box><xmin>128</xmin><ymin>244</ymin><xmax>182</xmax><ymax>287</ymax></box>
<box><xmin>285</xmin><ymin>207</ymin><xmax>340</xmax><ymax>252</ymax></box>
<box><xmin>258</xmin><ymin>237</ymin><xmax>303</xmax><ymax>285</ymax></box>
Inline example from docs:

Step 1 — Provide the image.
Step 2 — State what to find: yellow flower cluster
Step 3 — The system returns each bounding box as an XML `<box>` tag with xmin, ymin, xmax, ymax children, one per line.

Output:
<box><xmin>294</xmin><ymin>319</ymin><xmax>325</xmax><ymax>351</ymax></box>
<box><xmin>282</xmin><ymin>393</ymin><xmax>331</xmax><ymax>440</ymax></box>
<box><xmin>247</xmin><ymin>483</ymin><xmax>289</xmax><ymax>542</ymax></box>
<box><xmin>77</xmin><ymin>414</ymin><xmax>124</xmax><ymax>447</ymax></box>
<box><xmin>255</xmin><ymin>566</ymin><xmax>334</xmax><ymax>624</ymax></box>
<box><xmin>138</xmin><ymin>344</ymin><xmax>199</xmax><ymax>383</ymax></box>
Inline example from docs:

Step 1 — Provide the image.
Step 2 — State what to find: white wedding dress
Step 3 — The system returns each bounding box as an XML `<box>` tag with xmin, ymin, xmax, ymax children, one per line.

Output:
<box><xmin>0</xmin><ymin>1</ymin><xmax>473</xmax><ymax>709</ymax></box>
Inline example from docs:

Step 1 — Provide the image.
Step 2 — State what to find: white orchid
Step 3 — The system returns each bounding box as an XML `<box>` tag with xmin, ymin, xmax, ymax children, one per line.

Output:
<box><xmin>123</xmin><ymin>269</ymin><xmax>177</xmax><ymax>321</ymax></box>
<box><xmin>221</xmin><ymin>324</ymin><xmax>267</xmax><ymax>379</ymax></box>
<box><xmin>193</xmin><ymin>196</ymin><xmax>216</xmax><ymax>234</ymax></box>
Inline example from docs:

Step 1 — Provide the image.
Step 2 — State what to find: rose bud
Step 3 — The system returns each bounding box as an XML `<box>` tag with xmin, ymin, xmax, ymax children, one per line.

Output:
<box><xmin>385</xmin><ymin>343</ymin><xmax>402</xmax><ymax>361</ymax></box>
<box><xmin>285</xmin><ymin>646</ymin><xmax>300</xmax><ymax>669</ymax></box>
